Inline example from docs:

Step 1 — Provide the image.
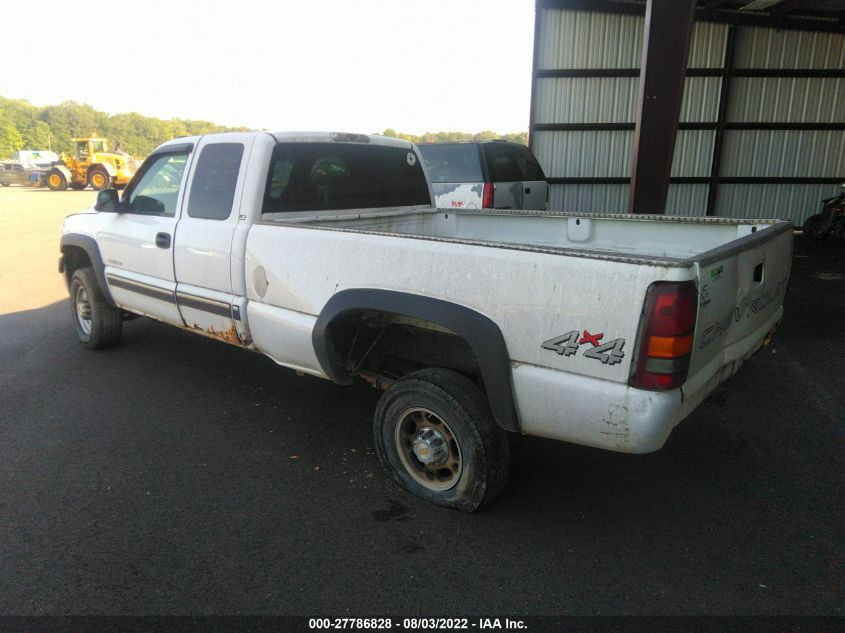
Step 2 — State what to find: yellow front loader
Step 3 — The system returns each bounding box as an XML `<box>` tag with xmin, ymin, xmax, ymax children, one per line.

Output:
<box><xmin>46</xmin><ymin>137</ymin><xmax>138</xmax><ymax>191</ymax></box>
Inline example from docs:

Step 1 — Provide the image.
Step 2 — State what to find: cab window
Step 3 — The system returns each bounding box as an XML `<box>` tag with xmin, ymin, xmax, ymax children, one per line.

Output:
<box><xmin>126</xmin><ymin>153</ymin><xmax>188</xmax><ymax>216</ymax></box>
<box><xmin>262</xmin><ymin>142</ymin><xmax>430</xmax><ymax>213</ymax></box>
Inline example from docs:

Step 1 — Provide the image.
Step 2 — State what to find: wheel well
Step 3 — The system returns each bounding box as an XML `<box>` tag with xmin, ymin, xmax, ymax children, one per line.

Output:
<box><xmin>60</xmin><ymin>245</ymin><xmax>92</xmax><ymax>288</ymax></box>
<box><xmin>313</xmin><ymin>289</ymin><xmax>521</xmax><ymax>432</ymax></box>
<box><xmin>327</xmin><ymin>310</ymin><xmax>482</xmax><ymax>390</ymax></box>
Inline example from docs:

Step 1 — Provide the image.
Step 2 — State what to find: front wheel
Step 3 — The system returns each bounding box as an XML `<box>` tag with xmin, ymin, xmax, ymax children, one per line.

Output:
<box><xmin>46</xmin><ymin>169</ymin><xmax>67</xmax><ymax>191</ymax></box>
<box><xmin>373</xmin><ymin>368</ymin><xmax>510</xmax><ymax>512</ymax></box>
<box><xmin>69</xmin><ymin>267</ymin><xmax>123</xmax><ymax>349</ymax></box>
<box><xmin>88</xmin><ymin>167</ymin><xmax>111</xmax><ymax>191</ymax></box>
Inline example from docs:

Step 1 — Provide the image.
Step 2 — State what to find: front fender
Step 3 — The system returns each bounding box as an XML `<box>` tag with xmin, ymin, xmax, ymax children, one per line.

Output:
<box><xmin>60</xmin><ymin>233</ymin><xmax>114</xmax><ymax>305</ymax></box>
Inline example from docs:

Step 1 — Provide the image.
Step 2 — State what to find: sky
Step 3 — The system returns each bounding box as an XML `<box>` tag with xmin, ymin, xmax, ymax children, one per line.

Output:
<box><xmin>1</xmin><ymin>0</ymin><xmax>535</xmax><ymax>135</ymax></box>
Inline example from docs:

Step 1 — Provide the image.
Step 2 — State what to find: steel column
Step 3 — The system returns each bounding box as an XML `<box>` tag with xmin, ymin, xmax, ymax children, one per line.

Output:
<box><xmin>628</xmin><ymin>0</ymin><xmax>698</xmax><ymax>214</ymax></box>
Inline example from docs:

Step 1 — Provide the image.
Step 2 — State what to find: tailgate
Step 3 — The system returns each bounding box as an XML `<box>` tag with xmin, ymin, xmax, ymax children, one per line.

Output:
<box><xmin>689</xmin><ymin>222</ymin><xmax>793</xmax><ymax>381</ymax></box>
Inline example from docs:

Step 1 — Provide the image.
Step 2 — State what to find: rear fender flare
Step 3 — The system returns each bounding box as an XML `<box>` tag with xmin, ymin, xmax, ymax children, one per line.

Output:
<box><xmin>312</xmin><ymin>289</ymin><xmax>520</xmax><ymax>432</ymax></box>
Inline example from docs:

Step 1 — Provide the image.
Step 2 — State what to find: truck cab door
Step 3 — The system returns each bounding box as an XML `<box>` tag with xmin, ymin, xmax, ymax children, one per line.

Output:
<box><xmin>97</xmin><ymin>145</ymin><xmax>193</xmax><ymax>326</ymax></box>
<box><xmin>173</xmin><ymin>134</ymin><xmax>255</xmax><ymax>345</ymax></box>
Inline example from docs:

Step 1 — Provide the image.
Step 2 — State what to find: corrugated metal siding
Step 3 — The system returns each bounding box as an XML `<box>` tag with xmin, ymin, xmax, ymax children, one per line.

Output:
<box><xmin>721</xmin><ymin>130</ymin><xmax>845</xmax><ymax>177</ymax></box>
<box><xmin>536</xmin><ymin>10</ymin><xmax>727</xmax><ymax>70</ymax></box>
<box><xmin>533</xmin><ymin>76</ymin><xmax>721</xmax><ymax>124</ymax></box>
<box><xmin>729</xmin><ymin>77</ymin><xmax>845</xmax><ymax>123</ymax></box>
<box><xmin>532</xmin><ymin>8</ymin><xmax>843</xmax><ymax>224</ymax></box>
<box><xmin>548</xmin><ymin>183</ymin><xmax>709</xmax><ymax>216</ymax></box>
<box><xmin>535</xmin><ymin>129</ymin><xmax>715</xmax><ymax>179</ymax></box>
<box><xmin>734</xmin><ymin>27</ymin><xmax>845</xmax><ymax>68</ymax></box>
<box><xmin>689</xmin><ymin>22</ymin><xmax>729</xmax><ymax>68</ymax></box>
<box><xmin>533</xmin><ymin>130</ymin><xmax>633</xmax><ymax>177</ymax></box>
<box><xmin>715</xmin><ymin>27</ymin><xmax>845</xmax><ymax>222</ymax></box>
<box><xmin>536</xmin><ymin>10</ymin><xmax>644</xmax><ymax>69</ymax></box>
<box><xmin>715</xmin><ymin>184</ymin><xmax>840</xmax><ymax>225</ymax></box>
<box><xmin>671</xmin><ymin>130</ymin><xmax>716</xmax><ymax>177</ymax></box>
<box><xmin>680</xmin><ymin>77</ymin><xmax>722</xmax><ymax>122</ymax></box>
<box><xmin>666</xmin><ymin>184</ymin><xmax>709</xmax><ymax>216</ymax></box>
<box><xmin>533</xmin><ymin>77</ymin><xmax>637</xmax><ymax>123</ymax></box>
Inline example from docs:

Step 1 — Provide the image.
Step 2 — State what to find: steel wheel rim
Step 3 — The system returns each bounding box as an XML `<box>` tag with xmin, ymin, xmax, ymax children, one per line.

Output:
<box><xmin>49</xmin><ymin>174</ymin><xmax>60</xmax><ymax>187</ymax></box>
<box><xmin>394</xmin><ymin>407</ymin><xmax>462</xmax><ymax>492</ymax></box>
<box><xmin>75</xmin><ymin>285</ymin><xmax>92</xmax><ymax>336</ymax></box>
<box><xmin>92</xmin><ymin>173</ymin><xmax>105</xmax><ymax>188</ymax></box>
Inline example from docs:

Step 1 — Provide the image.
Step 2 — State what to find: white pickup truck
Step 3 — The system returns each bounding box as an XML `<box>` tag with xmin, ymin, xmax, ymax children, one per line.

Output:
<box><xmin>59</xmin><ymin>131</ymin><xmax>793</xmax><ymax>512</ymax></box>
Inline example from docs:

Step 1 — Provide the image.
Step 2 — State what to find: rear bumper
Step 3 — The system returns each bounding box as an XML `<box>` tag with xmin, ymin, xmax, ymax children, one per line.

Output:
<box><xmin>513</xmin><ymin>305</ymin><xmax>783</xmax><ymax>453</ymax></box>
<box><xmin>514</xmin><ymin>365</ymin><xmax>681</xmax><ymax>453</ymax></box>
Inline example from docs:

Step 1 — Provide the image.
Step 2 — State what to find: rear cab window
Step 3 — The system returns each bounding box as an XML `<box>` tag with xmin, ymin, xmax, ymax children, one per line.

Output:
<box><xmin>262</xmin><ymin>142</ymin><xmax>431</xmax><ymax>214</ymax></box>
<box><xmin>418</xmin><ymin>144</ymin><xmax>483</xmax><ymax>183</ymax></box>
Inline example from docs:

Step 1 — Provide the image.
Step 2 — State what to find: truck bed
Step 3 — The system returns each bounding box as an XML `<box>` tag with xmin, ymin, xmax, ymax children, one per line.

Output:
<box><xmin>261</xmin><ymin>208</ymin><xmax>788</xmax><ymax>265</ymax></box>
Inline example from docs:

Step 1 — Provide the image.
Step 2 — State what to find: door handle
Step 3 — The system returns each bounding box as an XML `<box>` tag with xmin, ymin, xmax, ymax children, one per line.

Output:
<box><xmin>155</xmin><ymin>232</ymin><xmax>171</xmax><ymax>249</ymax></box>
<box><xmin>524</xmin><ymin>187</ymin><xmax>531</xmax><ymax>194</ymax></box>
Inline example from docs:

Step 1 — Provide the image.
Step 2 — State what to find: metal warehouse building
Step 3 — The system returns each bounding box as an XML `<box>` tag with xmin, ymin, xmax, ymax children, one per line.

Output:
<box><xmin>528</xmin><ymin>0</ymin><xmax>845</xmax><ymax>225</ymax></box>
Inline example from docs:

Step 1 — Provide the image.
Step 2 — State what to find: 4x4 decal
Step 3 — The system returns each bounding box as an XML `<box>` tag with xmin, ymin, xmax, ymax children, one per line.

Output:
<box><xmin>541</xmin><ymin>329</ymin><xmax>626</xmax><ymax>365</ymax></box>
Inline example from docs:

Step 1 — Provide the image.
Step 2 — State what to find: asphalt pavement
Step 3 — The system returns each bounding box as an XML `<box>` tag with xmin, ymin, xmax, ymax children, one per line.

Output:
<box><xmin>0</xmin><ymin>234</ymin><xmax>842</xmax><ymax>616</ymax></box>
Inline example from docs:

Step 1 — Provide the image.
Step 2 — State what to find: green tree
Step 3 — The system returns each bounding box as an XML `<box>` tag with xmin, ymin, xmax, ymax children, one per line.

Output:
<box><xmin>0</xmin><ymin>116</ymin><xmax>24</xmax><ymax>158</ymax></box>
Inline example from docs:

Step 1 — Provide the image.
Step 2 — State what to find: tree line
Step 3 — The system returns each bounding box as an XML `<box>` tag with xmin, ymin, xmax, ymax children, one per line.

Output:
<box><xmin>0</xmin><ymin>96</ymin><xmax>250</xmax><ymax>159</ymax></box>
<box><xmin>0</xmin><ymin>96</ymin><xmax>527</xmax><ymax>160</ymax></box>
<box><xmin>380</xmin><ymin>128</ymin><xmax>528</xmax><ymax>146</ymax></box>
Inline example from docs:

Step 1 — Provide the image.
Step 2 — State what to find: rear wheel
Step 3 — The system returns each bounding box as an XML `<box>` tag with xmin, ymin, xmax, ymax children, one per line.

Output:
<box><xmin>47</xmin><ymin>169</ymin><xmax>67</xmax><ymax>191</ymax></box>
<box><xmin>69</xmin><ymin>267</ymin><xmax>122</xmax><ymax>349</ymax></box>
<box><xmin>88</xmin><ymin>167</ymin><xmax>111</xmax><ymax>191</ymax></box>
<box><xmin>373</xmin><ymin>368</ymin><xmax>509</xmax><ymax>512</ymax></box>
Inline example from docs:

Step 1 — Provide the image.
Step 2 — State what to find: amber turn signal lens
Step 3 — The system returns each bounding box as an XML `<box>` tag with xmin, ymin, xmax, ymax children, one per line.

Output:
<box><xmin>647</xmin><ymin>334</ymin><xmax>694</xmax><ymax>358</ymax></box>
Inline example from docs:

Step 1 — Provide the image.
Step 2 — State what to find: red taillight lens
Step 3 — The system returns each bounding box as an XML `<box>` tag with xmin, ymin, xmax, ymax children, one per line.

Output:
<box><xmin>650</xmin><ymin>283</ymin><xmax>697</xmax><ymax>335</ymax></box>
<box><xmin>631</xmin><ymin>282</ymin><xmax>698</xmax><ymax>391</ymax></box>
<box><xmin>482</xmin><ymin>182</ymin><xmax>494</xmax><ymax>208</ymax></box>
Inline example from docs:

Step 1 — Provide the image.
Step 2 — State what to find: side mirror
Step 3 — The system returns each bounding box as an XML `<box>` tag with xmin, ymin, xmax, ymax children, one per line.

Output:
<box><xmin>95</xmin><ymin>188</ymin><xmax>121</xmax><ymax>212</ymax></box>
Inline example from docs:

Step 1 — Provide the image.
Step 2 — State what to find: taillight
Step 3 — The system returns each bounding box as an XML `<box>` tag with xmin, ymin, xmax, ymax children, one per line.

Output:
<box><xmin>631</xmin><ymin>281</ymin><xmax>698</xmax><ymax>391</ymax></box>
<box><xmin>482</xmin><ymin>182</ymin><xmax>494</xmax><ymax>208</ymax></box>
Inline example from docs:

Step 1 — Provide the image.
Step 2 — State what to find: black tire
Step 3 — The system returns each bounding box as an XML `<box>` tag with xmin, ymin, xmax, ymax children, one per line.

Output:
<box><xmin>1</xmin><ymin>182</ymin><xmax>9</xmax><ymax>187</ymax></box>
<box><xmin>69</xmin><ymin>267</ymin><xmax>122</xmax><ymax>349</ymax></box>
<box><xmin>46</xmin><ymin>169</ymin><xmax>67</xmax><ymax>191</ymax></box>
<box><xmin>374</xmin><ymin>368</ymin><xmax>510</xmax><ymax>512</ymax></box>
<box><xmin>803</xmin><ymin>214</ymin><xmax>827</xmax><ymax>240</ymax></box>
<box><xmin>70</xmin><ymin>182</ymin><xmax>87</xmax><ymax>191</ymax></box>
<box><xmin>88</xmin><ymin>167</ymin><xmax>111</xmax><ymax>191</ymax></box>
